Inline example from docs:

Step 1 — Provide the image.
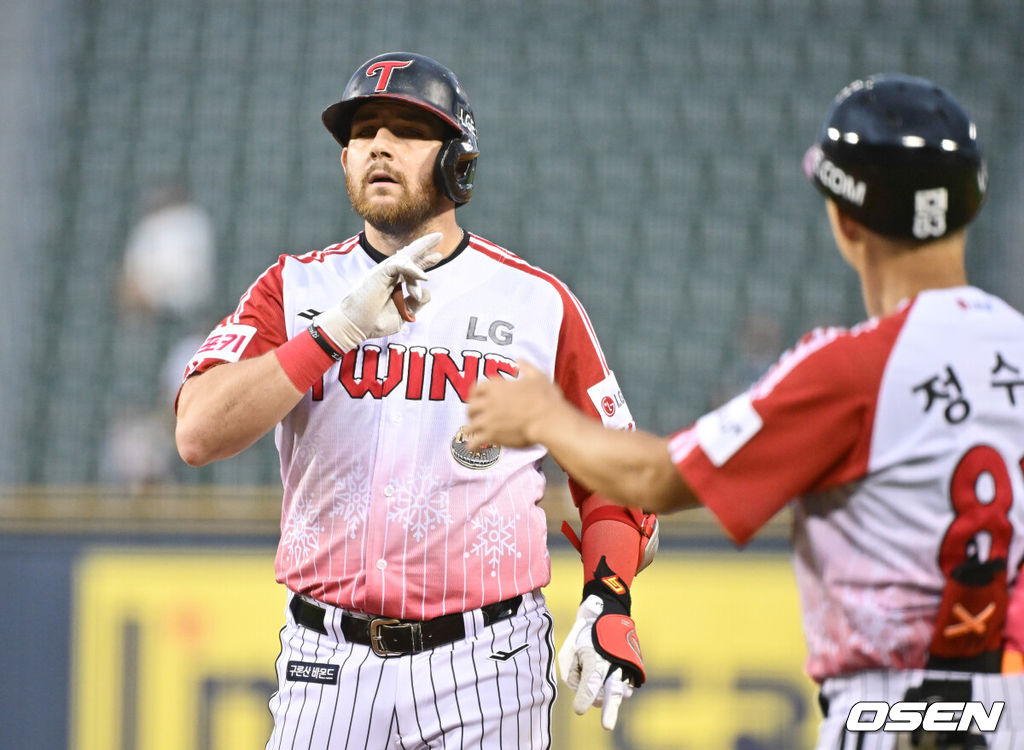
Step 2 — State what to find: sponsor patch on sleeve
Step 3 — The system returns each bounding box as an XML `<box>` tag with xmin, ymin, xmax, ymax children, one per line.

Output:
<box><xmin>587</xmin><ymin>371</ymin><xmax>634</xmax><ymax>430</ymax></box>
<box><xmin>188</xmin><ymin>324</ymin><xmax>257</xmax><ymax>368</ymax></box>
<box><xmin>192</xmin><ymin>325</ymin><xmax>258</xmax><ymax>362</ymax></box>
<box><xmin>695</xmin><ymin>392</ymin><xmax>763</xmax><ymax>467</ymax></box>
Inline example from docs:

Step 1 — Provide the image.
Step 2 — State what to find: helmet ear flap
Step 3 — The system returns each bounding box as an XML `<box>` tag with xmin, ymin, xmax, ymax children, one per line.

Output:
<box><xmin>435</xmin><ymin>135</ymin><xmax>478</xmax><ymax>205</ymax></box>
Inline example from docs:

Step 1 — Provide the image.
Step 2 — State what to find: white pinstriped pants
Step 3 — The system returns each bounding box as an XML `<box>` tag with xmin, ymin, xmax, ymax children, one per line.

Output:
<box><xmin>265</xmin><ymin>589</ymin><xmax>556</xmax><ymax>750</ymax></box>
<box><xmin>815</xmin><ymin>668</ymin><xmax>1024</xmax><ymax>750</ymax></box>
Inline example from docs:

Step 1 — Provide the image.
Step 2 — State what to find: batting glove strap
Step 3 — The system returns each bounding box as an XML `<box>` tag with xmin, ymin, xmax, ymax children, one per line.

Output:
<box><xmin>581</xmin><ymin>556</ymin><xmax>632</xmax><ymax>617</ymax></box>
<box><xmin>592</xmin><ymin>613</ymin><xmax>646</xmax><ymax>687</ymax></box>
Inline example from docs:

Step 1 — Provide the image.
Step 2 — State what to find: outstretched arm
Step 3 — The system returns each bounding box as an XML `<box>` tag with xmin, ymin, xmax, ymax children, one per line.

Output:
<box><xmin>466</xmin><ymin>361</ymin><xmax>700</xmax><ymax>513</ymax></box>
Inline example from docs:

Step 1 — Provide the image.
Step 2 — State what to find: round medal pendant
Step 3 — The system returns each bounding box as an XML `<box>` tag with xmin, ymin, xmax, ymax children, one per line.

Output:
<box><xmin>451</xmin><ymin>425</ymin><xmax>500</xmax><ymax>469</ymax></box>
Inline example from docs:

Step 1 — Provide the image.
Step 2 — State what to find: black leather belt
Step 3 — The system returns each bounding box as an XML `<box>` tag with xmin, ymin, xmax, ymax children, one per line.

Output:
<box><xmin>289</xmin><ymin>594</ymin><xmax>523</xmax><ymax>657</ymax></box>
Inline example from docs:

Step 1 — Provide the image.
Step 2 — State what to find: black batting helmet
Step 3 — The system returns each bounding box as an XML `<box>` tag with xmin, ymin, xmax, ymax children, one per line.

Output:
<box><xmin>322</xmin><ymin>52</ymin><xmax>479</xmax><ymax>205</ymax></box>
<box><xmin>803</xmin><ymin>73</ymin><xmax>987</xmax><ymax>241</ymax></box>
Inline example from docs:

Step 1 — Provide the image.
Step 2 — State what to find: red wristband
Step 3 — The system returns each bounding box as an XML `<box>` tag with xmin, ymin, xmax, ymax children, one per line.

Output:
<box><xmin>274</xmin><ymin>328</ymin><xmax>337</xmax><ymax>392</ymax></box>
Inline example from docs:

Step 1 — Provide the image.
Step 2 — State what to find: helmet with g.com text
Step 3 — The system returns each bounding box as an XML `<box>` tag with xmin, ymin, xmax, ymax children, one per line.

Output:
<box><xmin>803</xmin><ymin>73</ymin><xmax>986</xmax><ymax>241</ymax></box>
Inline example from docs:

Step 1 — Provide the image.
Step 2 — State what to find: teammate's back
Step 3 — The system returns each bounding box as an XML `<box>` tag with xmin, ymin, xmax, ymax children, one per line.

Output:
<box><xmin>792</xmin><ymin>285</ymin><xmax>1024</xmax><ymax>680</ymax></box>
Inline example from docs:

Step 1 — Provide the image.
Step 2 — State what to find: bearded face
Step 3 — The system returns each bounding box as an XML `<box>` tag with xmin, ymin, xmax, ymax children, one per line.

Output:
<box><xmin>341</xmin><ymin>100</ymin><xmax>451</xmax><ymax>237</ymax></box>
<box><xmin>346</xmin><ymin>161</ymin><xmax>445</xmax><ymax>235</ymax></box>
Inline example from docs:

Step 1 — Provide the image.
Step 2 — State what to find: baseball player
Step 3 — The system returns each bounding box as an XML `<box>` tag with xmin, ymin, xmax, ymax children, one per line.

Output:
<box><xmin>174</xmin><ymin>52</ymin><xmax>656</xmax><ymax>749</ymax></box>
<box><xmin>466</xmin><ymin>74</ymin><xmax>1024</xmax><ymax>749</ymax></box>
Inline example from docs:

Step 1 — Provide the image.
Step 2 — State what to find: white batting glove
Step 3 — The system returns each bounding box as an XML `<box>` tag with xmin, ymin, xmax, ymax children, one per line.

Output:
<box><xmin>313</xmin><ymin>233</ymin><xmax>442</xmax><ymax>352</ymax></box>
<box><xmin>559</xmin><ymin>595</ymin><xmax>636</xmax><ymax>730</ymax></box>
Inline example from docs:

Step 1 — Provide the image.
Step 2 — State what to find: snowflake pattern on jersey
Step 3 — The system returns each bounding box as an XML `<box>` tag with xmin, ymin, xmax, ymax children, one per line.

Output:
<box><xmin>387</xmin><ymin>472</ymin><xmax>452</xmax><ymax>542</ymax></box>
<box><xmin>328</xmin><ymin>457</ymin><xmax>371</xmax><ymax>539</ymax></box>
<box><xmin>470</xmin><ymin>505</ymin><xmax>519</xmax><ymax>577</ymax></box>
<box><xmin>281</xmin><ymin>492</ymin><xmax>322</xmax><ymax>563</ymax></box>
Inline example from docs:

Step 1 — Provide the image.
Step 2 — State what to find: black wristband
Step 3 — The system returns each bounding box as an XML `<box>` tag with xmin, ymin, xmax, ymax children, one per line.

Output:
<box><xmin>307</xmin><ymin>324</ymin><xmax>344</xmax><ymax>361</ymax></box>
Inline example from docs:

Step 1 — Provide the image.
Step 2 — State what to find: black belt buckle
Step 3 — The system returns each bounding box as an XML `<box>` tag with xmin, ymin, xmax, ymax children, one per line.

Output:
<box><xmin>368</xmin><ymin>617</ymin><xmax>407</xmax><ymax>657</ymax></box>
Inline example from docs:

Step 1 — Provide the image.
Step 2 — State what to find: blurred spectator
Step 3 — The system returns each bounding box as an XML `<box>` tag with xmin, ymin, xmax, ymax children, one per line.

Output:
<box><xmin>104</xmin><ymin>181</ymin><xmax>216</xmax><ymax>489</ymax></box>
<box><xmin>118</xmin><ymin>181</ymin><xmax>215</xmax><ymax>324</ymax></box>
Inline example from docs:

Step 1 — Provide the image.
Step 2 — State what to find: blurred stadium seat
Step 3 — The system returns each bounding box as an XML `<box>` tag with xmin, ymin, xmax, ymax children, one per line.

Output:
<box><xmin>9</xmin><ymin>0</ymin><xmax>1023</xmax><ymax>484</ymax></box>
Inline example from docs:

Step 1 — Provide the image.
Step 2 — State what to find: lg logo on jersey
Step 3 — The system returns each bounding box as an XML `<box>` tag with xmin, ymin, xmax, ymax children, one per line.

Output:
<box><xmin>601</xmin><ymin>392</ymin><xmax>626</xmax><ymax>418</ymax></box>
<box><xmin>466</xmin><ymin>316</ymin><xmax>513</xmax><ymax>345</ymax></box>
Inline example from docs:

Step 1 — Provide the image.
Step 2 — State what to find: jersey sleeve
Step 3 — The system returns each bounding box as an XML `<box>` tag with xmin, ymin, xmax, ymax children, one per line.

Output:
<box><xmin>670</xmin><ymin>315</ymin><xmax>905</xmax><ymax>546</ymax></box>
<box><xmin>179</xmin><ymin>256</ymin><xmax>290</xmax><ymax>383</ymax></box>
<box><xmin>550</xmin><ymin>284</ymin><xmax>647</xmax><ymax>583</ymax></box>
<box><xmin>550</xmin><ymin>285</ymin><xmax>634</xmax><ymax>499</ymax></box>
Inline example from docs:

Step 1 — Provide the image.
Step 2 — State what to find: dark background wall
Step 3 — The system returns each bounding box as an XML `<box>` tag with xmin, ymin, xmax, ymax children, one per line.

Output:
<box><xmin>3</xmin><ymin>0</ymin><xmax>1022</xmax><ymax>487</ymax></box>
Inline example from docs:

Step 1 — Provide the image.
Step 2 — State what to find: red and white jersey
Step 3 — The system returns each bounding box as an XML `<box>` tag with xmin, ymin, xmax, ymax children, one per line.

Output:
<box><xmin>183</xmin><ymin>233</ymin><xmax>633</xmax><ymax>620</ymax></box>
<box><xmin>669</xmin><ymin>286</ymin><xmax>1024</xmax><ymax>682</ymax></box>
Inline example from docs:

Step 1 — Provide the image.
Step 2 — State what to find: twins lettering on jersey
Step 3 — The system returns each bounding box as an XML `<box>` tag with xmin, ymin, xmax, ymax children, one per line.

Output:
<box><xmin>310</xmin><ymin>343</ymin><xmax>516</xmax><ymax>403</ymax></box>
<box><xmin>294</xmin><ymin>308</ymin><xmax>517</xmax><ymax>402</ymax></box>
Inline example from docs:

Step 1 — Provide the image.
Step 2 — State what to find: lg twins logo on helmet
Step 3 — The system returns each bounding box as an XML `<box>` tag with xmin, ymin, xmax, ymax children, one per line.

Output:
<box><xmin>456</xmin><ymin>104</ymin><xmax>477</xmax><ymax>138</ymax></box>
<box><xmin>366</xmin><ymin>59</ymin><xmax>414</xmax><ymax>92</ymax></box>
